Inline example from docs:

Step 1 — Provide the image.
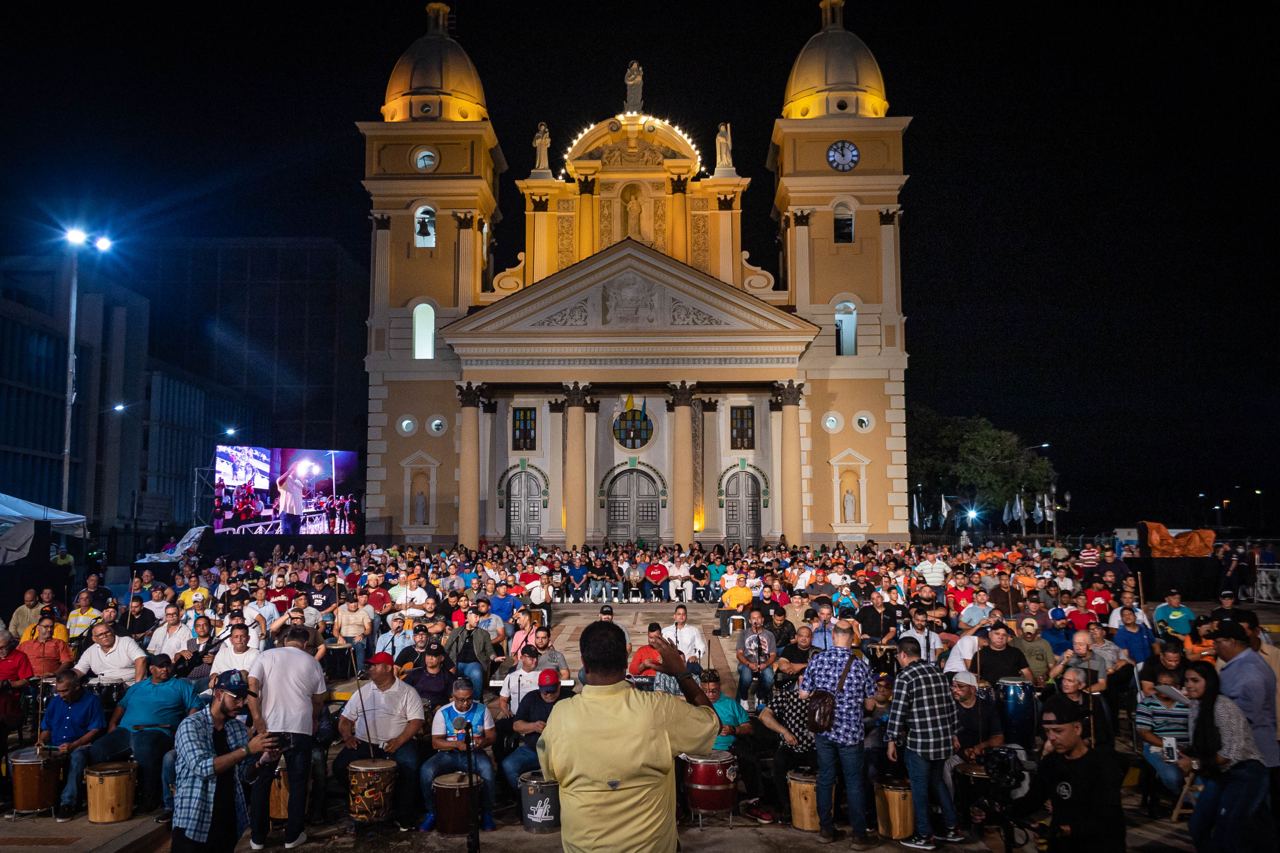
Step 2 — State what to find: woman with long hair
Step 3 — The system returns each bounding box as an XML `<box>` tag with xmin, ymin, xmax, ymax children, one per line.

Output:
<box><xmin>1179</xmin><ymin>660</ymin><xmax>1272</xmax><ymax>850</ymax></box>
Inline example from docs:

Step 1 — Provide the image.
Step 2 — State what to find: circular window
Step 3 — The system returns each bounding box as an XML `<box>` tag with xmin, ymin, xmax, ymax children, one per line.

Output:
<box><xmin>612</xmin><ymin>409</ymin><xmax>654</xmax><ymax>450</ymax></box>
<box><xmin>836</xmin><ymin>99</ymin><xmax>849</xmax><ymax>112</ymax></box>
<box><xmin>426</xmin><ymin>415</ymin><xmax>448</xmax><ymax>437</ymax></box>
<box><xmin>853</xmin><ymin>411</ymin><xmax>876</xmax><ymax>433</ymax></box>
<box><xmin>821</xmin><ymin>411</ymin><xmax>844</xmax><ymax>434</ymax></box>
<box><xmin>410</xmin><ymin>146</ymin><xmax>439</xmax><ymax>173</ymax></box>
<box><xmin>395</xmin><ymin>415</ymin><xmax>418</xmax><ymax>437</ymax></box>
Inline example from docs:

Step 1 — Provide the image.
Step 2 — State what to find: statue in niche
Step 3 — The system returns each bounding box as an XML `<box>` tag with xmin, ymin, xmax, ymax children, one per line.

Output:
<box><xmin>414</xmin><ymin>490</ymin><xmax>427</xmax><ymax>526</ymax></box>
<box><xmin>622</xmin><ymin>185</ymin><xmax>643</xmax><ymax>241</ymax></box>
<box><xmin>532</xmin><ymin>122</ymin><xmax>551</xmax><ymax>173</ymax></box>
<box><xmin>843</xmin><ymin>488</ymin><xmax>857</xmax><ymax>524</ymax></box>
<box><xmin>715</xmin><ymin>122</ymin><xmax>733</xmax><ymax>171</ymax></box>
<box><xmin>624</xmin><ymin>60</ymin><xmax>644</xmax><ymax>112</ymax></box>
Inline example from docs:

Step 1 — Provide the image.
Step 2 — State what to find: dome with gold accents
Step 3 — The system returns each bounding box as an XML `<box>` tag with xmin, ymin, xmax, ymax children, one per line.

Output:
<box><xmin>782</xmin><ymin>0</ymin><xmax>888</xmax><ymax>120</ymax></box>
<box><xmin>382</xmin><ymin>3</ymin><xmax>487</xmax><ymax>123</ymax></box>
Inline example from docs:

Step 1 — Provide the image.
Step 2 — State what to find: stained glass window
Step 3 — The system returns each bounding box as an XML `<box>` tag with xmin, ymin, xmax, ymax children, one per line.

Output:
<box><xmin>512</xmin><ymin>407</ymin><xmax>537</xmax><ymax>451</ymax></box>
<box><xmin>612</xmin><ymin>409</ymin><xmax>653</xmax><ymax>450</ymax></box>
<box><xmin>730</xmin><ymin>406</ymin><xmax>755</xmax><ymax>450</ymax></box>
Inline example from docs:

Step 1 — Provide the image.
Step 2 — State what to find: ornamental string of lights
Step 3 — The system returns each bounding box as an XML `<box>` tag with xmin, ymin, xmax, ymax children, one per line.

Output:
<box><xmin>560</xmin><ymin>114</ymin><xmax>704</xmax><ymax>175</ymax></box>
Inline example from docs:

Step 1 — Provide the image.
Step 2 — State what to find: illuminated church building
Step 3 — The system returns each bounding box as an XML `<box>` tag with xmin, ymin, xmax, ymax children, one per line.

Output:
<box><xmin>362</xmin><ymin>1</ymin><xmax>910</xmax><ymax>549</ymax></box>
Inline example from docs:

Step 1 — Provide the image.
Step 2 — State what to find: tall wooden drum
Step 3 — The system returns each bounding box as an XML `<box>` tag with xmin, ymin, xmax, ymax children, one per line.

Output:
<box><xmin>349</xmin><ymin>758</ymin><xmax>397</xmax><ymax>823</ymax></box>
<box><xmin>434</xmin><ymin>771</ymin><xmax>481</xmax><ymax>835</ymax></box>
<box><xmin>86</xmin><ymin>762</ymin><xmax>137</xmax><ymax>824</ymax></box>
<box><xmin>269</xmin><ymin>766</ymin><xmax>290</xmax><ymax>820</ymax></box>
<box><xmin>8</xmin><ymin>747</ymin><xmax>66</xmax><ymax>815</ymax></box>
<box><xmin>786</xmin><ymin>769</ymin><xmax>819</xmax><ymax>831</ymax></box>
<box><xmin>875</xmin><ymin>780</ymin><xmax>914</xmax><ymax>840</ymax></box>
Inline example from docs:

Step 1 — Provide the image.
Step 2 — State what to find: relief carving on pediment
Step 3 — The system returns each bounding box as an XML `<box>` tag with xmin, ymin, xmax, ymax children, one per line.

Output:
<box><xmin>602</xmin><ymin>275</ymin><xmax>657</xmax><ymax>327</ymax></box>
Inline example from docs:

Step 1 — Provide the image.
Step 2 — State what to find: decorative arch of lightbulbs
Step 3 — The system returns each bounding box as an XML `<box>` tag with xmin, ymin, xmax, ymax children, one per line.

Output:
<box><xmin>556</xmin><ymin>113</ymin><xmax>706</xmax><ymax>181</ymax></box>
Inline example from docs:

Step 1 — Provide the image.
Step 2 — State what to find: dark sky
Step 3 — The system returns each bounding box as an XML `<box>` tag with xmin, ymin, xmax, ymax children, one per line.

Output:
<box><xmin>1</xmin><ymin>2</ymin><xmax>1274</xmax><ymax>532</ymax></box>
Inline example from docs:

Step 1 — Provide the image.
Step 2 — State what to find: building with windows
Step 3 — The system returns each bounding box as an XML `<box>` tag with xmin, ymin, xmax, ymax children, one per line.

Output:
<box><xmin>364</xmin><ymin>0</ymin><xmax>910</xmax><ymax>547</ymax></box>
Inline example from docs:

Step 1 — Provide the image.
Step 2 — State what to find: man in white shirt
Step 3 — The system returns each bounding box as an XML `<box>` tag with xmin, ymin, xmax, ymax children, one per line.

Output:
<box><xmin>243</xmin><ymin>589</ymin><xmax>279</xmax><ymax>650</ymax></box>
<box><xmin>74</xmin><ymin>623</ymin><xmax>148</xmax><ymax>685</ymax></box>
<box><xmin>1106</xmin><ymin>591</ymin><xmax>1152</xmax><ymax>630</ymax></box>
<box><xmin>333</xmin><ymin>651</ymin><xmax>424</xmax><ymax>831</ymax></box>
<box><xmin>276</xmin><ymin>461</ymin><xmax>306</xmax><ymax>536</ymax></box>
<box><xmin>209</xmin><ymin>624</ymin><xmax>260</xmax><ymax>687</ymax></box>
<box><xmin>898</xmin><ymin>607</ymin><xmax>944</xmax><ymax>663</ymax></box>
<box><xmin>919</xmin><ymin>552</ymin><xmax>949</xmax><ymax>588</ymax></box>
<box><xmin>247</xmin><ymin>627</ymin><xmax>326</xmax><ymax>848</ymax></box>
<box><xmin>142</xmin><ymin>586</ymin><xmax>169</xmax><ymax>621</ymax></box>
<box><xmin>943</xmin><ymin>628</ymin><xmax>985</xmax><ymax>675</ymax></box>
<box><xmin>667</xmin><ymin>559</ymin><xmax>694</xmax><ymax>603</ymax></box>
<box><xmin>149</xmin><ymin>605</ymin><xmax>194</xmax><ymax>658</ymax></box>
<box><xmin>661</xmin><ymin>604</ymin><xmax>707</xmax><ymax>675</ymax></box>
<box><xmin>499</xmin><ymin>645</ymin><xmax>545</xmax><ymax>719</ymax></box>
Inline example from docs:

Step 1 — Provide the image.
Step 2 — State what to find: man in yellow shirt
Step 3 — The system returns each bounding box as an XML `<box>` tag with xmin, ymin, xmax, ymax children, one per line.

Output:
<box><xmin>176</xmin><ymin>574</ymin><xmax>210</xmax><ymax>611</ymax></box>
<box><xmin>538</xmin><ymin>623</ymin><xmax>718</xmax><ymax>853</ymax></box>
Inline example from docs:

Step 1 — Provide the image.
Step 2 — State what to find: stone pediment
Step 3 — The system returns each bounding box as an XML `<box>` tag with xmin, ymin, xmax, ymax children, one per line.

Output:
<box><xmin>441</xmin><ymin>241</ymin><xmax>818</xmax><ymax>380</ymax></box>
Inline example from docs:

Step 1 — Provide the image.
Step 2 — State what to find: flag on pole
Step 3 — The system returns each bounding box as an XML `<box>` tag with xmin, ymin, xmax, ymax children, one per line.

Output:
<box><xmin>624</xmin><ymin>392</ymin><xmax>636</xmax><ymax>412</ymax></box>
<box><xmin>912</xmin><ymin>493</ymin><xmax>920</xmax><ymax>528</ymax></box>
<box><xmin>640</xmin><ymin>397</ymin><xmax>647</xmax><ymax>418</ymax></box>
<box><xmin>1002</xmin><ymin>501</ymin><xmax>1011</xmax><ymax>525</ymax></box>
<box><xmin>1044</xmin><ymin>494</ymin><xmax>1055</xmax><ymax>522</ymax></box>
<box><xmin>940</xmin><ymin>495</ymin><xmax>951</xmax><ymax>521</ymax></box>
<box><xmin>1033</xmin><ymin>496</ymin><xmax>1044</xmax><ymax>524</ymax></box>
<box><xmin>1014</xmin><ymin>494</ymin><xmax>1026</xmax><ymax>521</ymax></box>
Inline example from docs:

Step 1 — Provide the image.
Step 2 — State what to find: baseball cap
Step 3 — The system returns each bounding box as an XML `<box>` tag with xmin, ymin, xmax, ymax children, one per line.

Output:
<box><xmin>599</xmin><ymin>604</ymin><xmax>613</xmax><ymax>616</ymax></box>
<box><xmin>215</xmin><ymin>670</ymin><xmax>254</xmax><ymax>698</ymax></box>
<box><xmin>424</xmin><ymin>643</ymin><xmax>446</xmax><ymax>656</ymax></box>
<box><xmin>412</xmin><ymin>623</ymin><xmax>430</xmax><ymax>633</ymax></box>
<box><xmin>1207</xmin><ymin>621</ymin><xmax>1249</xmax><ymax>642</ymax></box>
<box><xmin>1049</xmin><ymin>608</ymin><xmax>1067</xmax><ymax>620</ymax></box>
<box><xmin>520</xmin><ymin>644</ymin><xmax>540</xmax><ymax>659</ymax></box>
<box><xmin>192</xmin><ymin>592</ymin><xmax>205</xmax><ymax>601</ymax></box>
<box><xmin>367</xmin><ymin>652</ymin><xmax>396</xmax><ymax>666</ymax></box>
<box><xmin>953</xmin><ymin>671</ymin><xmax>978</xmax><ymax>688</ymax></box>
<box><xmin>1165</xmin><ymin>588</ymin><xmax>1181</xmax><ymax>598</ymax></box>
<box><xmin>1020</xmin><ymin>618</ymin><xmax>1039</xmax><ymax>631</ymax></box>
<box><xmin>538</xmin><ymin>669</ymin><xmax>560</xmax><ymax>690</ymax></box>
<box><xmin>1219</xmin><ymin>589</ymin><xmax>1236</xmax><ymax>599</ymax></box>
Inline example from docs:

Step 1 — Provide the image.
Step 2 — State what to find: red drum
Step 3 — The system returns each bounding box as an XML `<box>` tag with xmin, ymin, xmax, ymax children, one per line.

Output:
<box><xmin>682</xmin><ymin>751</ymin><xmax>737</xmax><ymax>814</ymax></box>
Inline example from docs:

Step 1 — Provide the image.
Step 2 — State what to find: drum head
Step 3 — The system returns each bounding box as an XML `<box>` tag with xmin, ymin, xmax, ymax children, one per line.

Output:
<box><xmin>682</xmin><ymin>750</ymin><xmax>733</xmax><ymax>764</ymax></box>
<box><xmin>8</xmin><ymin>747</ymin><xmax>45</xmax><ymax>764</ymax></box>
<box><xmin>956</xmin><ymin>762</ymin><xmax>988</xmax><ymax>778</ymax></box>
<box><xmin>997</xmin><ymin>677</ymin><xmax>1029</xmax><ymax>685</ymax></box>
<box><xmin>88</xmin><ymin>761</ymin><xmax>136</xmax><ymax>776</ymax></box>
<box><xmin>786</xmin><ymin>770</ymin><xmax>817</xmax><ymax>783</ymax></box>
<box><xmin>434</xmin><ymin>771</ymin><xmax>480</xmax><ymax>788</ymax></box>
<box><xmin>519</xmin><ymin>771</ymin><xmax>548</xmax><ymax>785</ymax></box>
<box><xmin>349</xmin><ymin>758</ymin><xmax>397</xmax><ymax>772</ymax></box>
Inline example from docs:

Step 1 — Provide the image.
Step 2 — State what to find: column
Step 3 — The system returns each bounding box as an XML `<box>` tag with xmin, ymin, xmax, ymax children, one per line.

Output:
<box><xmin>453</xmin><ymin>211</ymin><xmax>476</xmax><ymax>311</ymax></box>
<box><xmin>584</xmin><ymin>400</ymin><xmax>600</xmax><ymax>541</ymax></box>
<box><xmin>563</xmin><ymin>382</ymin><xmax>589</xmax><ymax>548</ymax></box>
<box><xmin>577</xmin><ymin>177</ymin><xmax>596</xmax><ymax>261</ymax></box>
<box><xmin>669</xmin><ymin>176</ymin><xmax>689</xmax><ymax>263</ymax></box>
<box><xmin>669</xmin><ymin>381</ymin><xmax>695</xmax><ymax>547</ymax></box>
<box><xmin>792</xmin><ymin>209</ymin><xmax>811</xmax><ymax>312</ymax></box>
<box><xmin>775</xmin><ymin>380</ymin><xmax>804</xmax><ymax>546</ymax></box>
<box><xmin>700</xmin><ymin>398</ymin><xmax>720</xmax><ymax>539</ymax></box>
<box><xmin>457</xmin><ymin>382</ymin><xmax>483</xmax><ymax>548</ymax></box>
<box><xmin>879</xmin><ymin>208</ymin><xmax>902</xmax><ymax>349</ymax></box>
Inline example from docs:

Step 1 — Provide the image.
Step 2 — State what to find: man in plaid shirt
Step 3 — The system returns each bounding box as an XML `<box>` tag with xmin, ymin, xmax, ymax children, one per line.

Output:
<box><xmin>885</xmin><ymin>636</ymin><xmax>964</xmax><ymax>850</ymax></box>
<box><xmin>171</xmin><ymin>671</ymin><xmax>275</xmax><ymax>852</ymax></box>
<box><xmin>799</xmin><ymin>621</ymin><xmax>878</xmax><ymax>847</ymax></box>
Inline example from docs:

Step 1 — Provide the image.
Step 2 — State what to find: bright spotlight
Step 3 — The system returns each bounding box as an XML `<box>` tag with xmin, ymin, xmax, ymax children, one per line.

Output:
<box><xmin>225</xmin><ymin>427</ymin><xmax>237</xmax><ymax>436</ymax></box>
<box><xmin>967</xmin><ymin>510</ymin><xmax>978</xmax><ymax>520</ymax></box>
<box><xmin>94</xmin><ymin>236</ymin><xmax>112</xmax><ymax>252</ymax></box>
<box><xmin>113</xmin><ymin>403</ymin><xmax>126</xmax><ymax>412</ymax></box>
<box><xmin>66</xmin><ymin>228</ymin><xmax>88</xmax><ymax>245</ymax></box>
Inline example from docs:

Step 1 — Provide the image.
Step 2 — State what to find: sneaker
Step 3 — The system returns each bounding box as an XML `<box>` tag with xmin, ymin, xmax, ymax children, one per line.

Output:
<box><xmin>850</xmin><ymin>832</ymin><xmax>876</xmax><ymax>850</ymax></box>
<box><xmin>154</xmin><ymin>810</ymin><xmax>173</xmax><ymax>824</ymax></box>
<box><xmin>818</xmin><ymin>827</ymin><xmax>844</xmax><ymax>844</ymax></box>
<box><xmin>739</xmin><ymin>699</ymin><xmax>751</xmax><ymax>711</ymax></box>
<box><xmin>249</xmin><ymin>842</ymin><xmax>265</xmax><ymax>852</ymax></box>
<box><xmin>284</xmin><ymin>832</ymin><xmax>308</xmax><ymax>849</ymax></box>
<box><xmin>54</xmin><ymin>803</ymin><xmax>77</xmax><ymax>823</ymax></box>
<box><xmin>418</xmin><ymin>813</ymin><xmax>436</xmax><ymax>832</ymax></box>
<box><xmin>481</xmin><ymin>813</ymin><xmax>496</xmax><ymax>831</ymax></box>
<box><xmin>396</xmin><ymin>817</ymin><xmax>415</xmax><ymax>832</ymax></box>
<box><xmin>937</xmin><ymin>827</ymin><xmax>966</xmax><ymax>843</ymax></box>
<box><xmin>900</xmin><ymin>835</ymin><xmax>938</xmax><ymax>850</ymax></box>
<box><xmin>741</xmin><ymin>802</ymin><xmax>775</xmax><ymax>824</ymax></box>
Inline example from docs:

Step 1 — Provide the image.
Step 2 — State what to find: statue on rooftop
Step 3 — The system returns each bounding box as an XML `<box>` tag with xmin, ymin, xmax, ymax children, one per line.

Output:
<box><xmin>624</xmin><ymin>60</ymin><xmax>644</xmax><ymax>112</ymax></box>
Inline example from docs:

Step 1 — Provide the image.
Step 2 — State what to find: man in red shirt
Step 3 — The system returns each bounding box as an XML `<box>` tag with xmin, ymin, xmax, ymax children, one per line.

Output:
<box><xmin>1084</xmin><ymin>580</ymin><xmax>1112</xmax><ymax>618</ymax></box>
<box><xmin>628</xmin><ymin>622</ymin><xmax>664</xmax><ymax>676</ymax></box>
<box><xmin>642</xmin><ymin>562</ymin><xmax>670</xmax><ymax>602</ymax></box>
<box><xmin>0</xmin><ymin>630</ymin><xmax>35</xmax><ymax>736</ymax></box>
<box><xmin>17</xmin><ymin>616</ymin><xmax>74</xmax><ymax>676</ymax></box>
<box><xmin>1066</xmin><ymin>593</ymin><xmax>1096</xmax><ymax>632</ymax></box>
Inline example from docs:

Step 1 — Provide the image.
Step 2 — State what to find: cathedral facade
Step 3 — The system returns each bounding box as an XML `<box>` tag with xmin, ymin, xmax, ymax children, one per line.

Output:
<box><xmin>362</xmin><ymin>0</ymin><xmax>910</xmax><ymax>549</ymax></box>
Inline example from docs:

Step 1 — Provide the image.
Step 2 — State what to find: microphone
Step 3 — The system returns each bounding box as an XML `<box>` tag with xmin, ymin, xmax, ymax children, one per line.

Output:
<box><xmin>452</xmin><ymin>716</ymin><xmax>472</xmax><ymax>732</ymax></box>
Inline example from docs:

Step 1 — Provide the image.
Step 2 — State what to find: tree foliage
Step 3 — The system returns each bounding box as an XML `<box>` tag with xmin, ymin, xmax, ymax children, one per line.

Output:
<box><xmin>907</xmin><ymin>405</ymin><xmax>1055</xmax><ymax>510</ymax></box>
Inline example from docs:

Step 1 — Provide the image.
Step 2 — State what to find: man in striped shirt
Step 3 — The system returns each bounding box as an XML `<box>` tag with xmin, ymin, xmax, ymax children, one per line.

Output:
<box><xmin>1134</xmin><ymin>669</ymin><xmax>1191</xmax><ymax>797</ymax></box>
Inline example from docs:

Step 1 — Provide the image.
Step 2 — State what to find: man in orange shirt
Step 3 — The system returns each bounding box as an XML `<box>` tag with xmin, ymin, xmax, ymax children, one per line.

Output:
<box><xmin>17</xmin><ymin>615</ymin><xmax>74</xmax><ymax>676</ymax></box>
<box><xmin>628</xmin><ymin>622</ymin><xmax>664</xmax><ymax>677</ymax></box>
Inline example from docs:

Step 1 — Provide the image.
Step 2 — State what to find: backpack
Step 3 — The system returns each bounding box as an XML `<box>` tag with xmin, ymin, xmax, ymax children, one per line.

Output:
<box><xmin>807</xmin><ymin>651</ymin><xmax>857</xmax><ymax>733</ymax></box>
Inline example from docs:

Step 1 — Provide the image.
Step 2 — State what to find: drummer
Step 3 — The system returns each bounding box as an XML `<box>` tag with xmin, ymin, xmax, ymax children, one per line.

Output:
<box><xmin>334</xmin><ymin>651</ymin><xmax>424</xmax><ymax>832</ymax></box>
<box><xmin>942</xmin><ymin>671</ymin><xmax>1004</xmax><ymax>796</ymax></box>
<box><xmin>73</xmin><ymin>623</ymin><xmax>148</xmax><ymax>686</ymax></box>
<box><xmin>0</xmin><ymin>628</ymin><xmax>35</xmax><ymax>745</ymax></box>
<box><xmin>17</xmin><ymin>615</ymin><xmax>75</xmax><ymax>676</ymax></box>
<box><xmin>90</xmin><ymin>653</ymin><xmax>202</xmax><ymax>812</ymax></box>
<box><xmin>418</xmin><ymin>678</ymin><xmax>497</xmax><ymax>832</ymax></box>
<box><xmin>969</xmin><ymin>623</ymin><xmax>1034</xmax><ymax>683</ymax></box>
<box><xmin>501</xmin><ymin>668</ymin><xmax>568</xmax><ymax>791</ymax></box>
<box><xmin>39</xmin><ymin>670</ymin><xmax>106</xmax><ymax>822</ymax></box>
<box><xmin>757</xmin><ymin>678</ymin><xmax>816</xmax><ymax>824</ymax></box>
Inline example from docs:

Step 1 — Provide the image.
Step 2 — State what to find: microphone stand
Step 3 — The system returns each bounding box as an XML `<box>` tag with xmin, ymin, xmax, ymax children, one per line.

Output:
<box><xmin>454</xmin><ymin>717</ymin><xmax>481</xmax><ymax>853</ymax></box>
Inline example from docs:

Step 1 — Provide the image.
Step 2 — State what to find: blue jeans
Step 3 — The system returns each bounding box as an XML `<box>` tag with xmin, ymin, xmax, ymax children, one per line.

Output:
<box><xmin>420</xmin><ymin>749</ymin><xmax>495</xmax><ymax>816</ymax></box>
<box><xmin>642</xmin><ymin>579</ymin><xmax>668</xmax><ymax>601</ymax></box>
<box><xmin>815</xmin><ymin>735</ymin><xmax>867</xmax><ymax>834</ymax></box>
<box><xmin>162</xmin><ymin>749</ymin><xmax>176</xmax><ymax>810</ymax></box>
<box><xmin>457</xmin><ymin>661</ymin><xmax>485</xmax><ymax>696</ymax></box>
<box><xmin>736</xmin><ymin>664</ymin><xmax>775</xmax><ymax>703</ymax></box>
<box><xmin>903</xmin><ymin>748</ymin><xmax>957</xmax><ymax>837</ymax></box>
<box><xmin>1142</xmin><ymin>743</ymin><xmax>1186</xmax><ymax>794</ymax></box>
<box><xmin>1190</xmin><ymin>759</ymin><xmax>1272</xmax><ymax>852</ymax></box>
<box><xmin>250</xmin><ymin>732</ymin><xmax>312</xmax><ymax>845</ymax></box>
<box><xmin>59</xmin><ymin>745</ymin><xmax>93</xmax><ymax>807</ymax></box>
<box><xmin>89</xmin><ymin>727</ymin><xmax>174</xmax><ymax>807</ymax></box>
<box><xmin>501</xmin><ymin>744</ymin><xmax>541</xmax><ymax>792</ymax></box>
<box><xmin>588</xmin><ymin>580</ymin><xmax>606</xmax><ymax>601</ymax></box>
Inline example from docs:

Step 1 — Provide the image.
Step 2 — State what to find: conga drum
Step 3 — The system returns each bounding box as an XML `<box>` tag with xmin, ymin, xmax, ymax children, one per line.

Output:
<box><xmin>866</xmin><ymin>644</ymin><xmax>900</xmax><ymax>677</ymax></box>
<box><xmin>682</xmin><ymin>751</ymin><xmax>737</xmax><ymax>815</ymax></box>
<box><xmin>434</xmin><ymin>771</ymin><xmax>480</xmax><ymax>835</ymax></box>
<box><xmin>953</xmin><ymin>761</ymin><xmax>991</xmax><ymax>826</ymax></box>
<box><xmin>86</xmin><ymin>761</ymin><xmax>137</xmax><ymax>823</ymax></box>
<box><xmin>8</xmin><ymin>747</ymin><xmax>66</xmax><ymax>815</ymax></box>
<box><xmin>269</xmin><ymin>766</ymin><xmax>290</xmax><ymax>820</ymax></box>
<box><xmin>875</xmin><ymin>779</ymin><xmax>914</xmax><ymax>840</ymax></box>
<box><xmin>348</xmin><ymin>758</ymin><xmax>398</xmax><ymax>823</ymax></box>
<box><xmin>518</xmin><ymin>770</ymin><xmax>560</xmax><ymax>832</ymax></box>
<box><xmin>997</xmin><ymin>677</ymin><xmax>1036</xmax><ymax>748</ymax></box>
<box><xmin>87</xmin><ymin>677</ymin><xmax>126</xmax><ymax>711</ymax></box>
<box><xmin>786</xmin><ymin>769</ymin><xmax>819</xmax><ymax>831</ymax></box>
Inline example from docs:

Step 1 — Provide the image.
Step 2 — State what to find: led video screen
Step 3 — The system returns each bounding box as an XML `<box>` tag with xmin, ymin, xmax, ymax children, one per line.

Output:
<box><xmin>213</xmin><ymin>446</ymin><xmax>360</xmax><ymax>535</ymax></box>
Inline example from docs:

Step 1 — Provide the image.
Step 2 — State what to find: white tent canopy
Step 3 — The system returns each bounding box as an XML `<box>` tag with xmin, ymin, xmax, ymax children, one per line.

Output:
<box><xmin>0</xmin><ymin>492</ymin><xmax>88</xmax><ymax>538</ymax></box>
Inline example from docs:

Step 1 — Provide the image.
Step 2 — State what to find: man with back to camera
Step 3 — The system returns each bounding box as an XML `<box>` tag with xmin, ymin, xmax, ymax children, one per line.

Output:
<box><xmin>537</xmin><ymin>623</ymin><xmax>717</xmax><ymax>852</ymax></box>
<box><xmin>276</xmin><ymin>460</ymin><xmax>306</xmax><ymax>536</ymax></box>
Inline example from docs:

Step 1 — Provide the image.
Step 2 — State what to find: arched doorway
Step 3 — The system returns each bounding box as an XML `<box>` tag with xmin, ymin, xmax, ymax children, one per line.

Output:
<box><xmin>606</xmin><ymin>470</ymin><xmax>660</xmax><ymax>544</ymax></box>
<box><xmin>723</xmin><ymin>471</ymin><xmax>761</xmax><ymax>549</ymax></box>
<box><xmin>506</xmin><ymin>471</ymin><xmax>542</xmax><ymax>546</ymax></box>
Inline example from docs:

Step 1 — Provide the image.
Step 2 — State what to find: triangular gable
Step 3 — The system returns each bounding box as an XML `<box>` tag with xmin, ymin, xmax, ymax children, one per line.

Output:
<box><xmin>829</xmin><ymin>448</ymin><xmax>872</xmax><ymax>466</ymax></box>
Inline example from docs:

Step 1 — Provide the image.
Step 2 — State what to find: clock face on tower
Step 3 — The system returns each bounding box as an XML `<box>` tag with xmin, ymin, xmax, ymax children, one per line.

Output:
<box><xmin>826</xmin><ymin>140</ymin><xmax>860</xmax><ymax>172</ymax></box>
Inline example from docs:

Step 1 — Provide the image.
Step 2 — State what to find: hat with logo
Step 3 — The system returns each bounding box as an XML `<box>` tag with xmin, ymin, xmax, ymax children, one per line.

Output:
<box><xmin>599</xmin><ymin>604</ymin><xmax>613</xmax><ymax>616</ymax></box>
<box><xmin>1049</xmin><ymin>608</ymin><xmax>1068</xmax><ymax>621</ymax></box>
<box><xmin>538</xmin><ymin>669</ymin><xmax>561</xmax><ymax>690</ymax></box>
<box><xmin>214</xmin><ymin>670</ymin><xmax>254</xmax><ymax>698</ymax></box>
<box><xmin>424</xmin><ymin>643</ymin><xmax>446</xmax><ymax>656</ymax></box>
<box><xmin>1020</xmin><ymin>618</ymin><xmax>1039</xmax><ymax>631</ymax></box>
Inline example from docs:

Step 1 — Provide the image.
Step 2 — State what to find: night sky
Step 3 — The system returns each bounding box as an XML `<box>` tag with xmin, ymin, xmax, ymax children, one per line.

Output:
<box><xmin>2</xmin><ymin>2</ymin><xmax>1273</xmax><ymax>533</ymax></box>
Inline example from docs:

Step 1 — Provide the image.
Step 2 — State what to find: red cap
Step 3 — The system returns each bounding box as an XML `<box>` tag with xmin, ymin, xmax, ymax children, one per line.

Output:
<box><xmin>537</xmin><ymin>669</ymin><xmax>560</xmax><ymax>689</ymax></box>
<box><xmin>367</xmin><ymin>652</ymin><xmax>395</xmax><ymax>666</ymax></box>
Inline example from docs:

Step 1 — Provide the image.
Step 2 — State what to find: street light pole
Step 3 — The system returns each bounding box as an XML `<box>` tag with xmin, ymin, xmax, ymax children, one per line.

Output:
<box><xmin>60</xmin><ymin>248</ymin><xmax>79</xmax><ymax>511</ymax></box>
<box><xmin>1050</xmin><ymin>481</ymin><xmax>1058</xmax><ymax>542</ymax></box>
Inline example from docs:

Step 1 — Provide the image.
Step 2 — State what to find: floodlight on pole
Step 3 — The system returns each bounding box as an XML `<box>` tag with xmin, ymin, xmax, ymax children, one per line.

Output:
<box><xmin>113</xmin><ymin>403</ymin><xmax>126</xmax><ymax>412</ymax></box>
<box><xmin>94</xmin><ymin>236</ymin><xmax>112</xmax><ymax>252</ymax></box>
<box><xmin>225</xmin><ymin>427</ymin><xmax>237</xmax><ymax>436</ymax></box>
<box><xmin>65</xmin><ymin>228</ymin><xmax>87</xmax><ymax>246</ymax></box>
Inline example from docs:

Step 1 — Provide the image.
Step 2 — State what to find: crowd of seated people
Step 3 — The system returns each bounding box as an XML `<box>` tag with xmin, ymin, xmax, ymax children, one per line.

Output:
<box><xmin>1</xmin><ymin>536</ymin><xmax>1275</xmax><ymax>849</ymax></box>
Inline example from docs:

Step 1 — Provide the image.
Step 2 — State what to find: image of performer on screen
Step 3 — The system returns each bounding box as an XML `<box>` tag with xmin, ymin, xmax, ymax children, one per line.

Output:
<box><xmin>277</xmin><ymin>460</ymin><xmax>306</xmax><ymax>535</ymax></box>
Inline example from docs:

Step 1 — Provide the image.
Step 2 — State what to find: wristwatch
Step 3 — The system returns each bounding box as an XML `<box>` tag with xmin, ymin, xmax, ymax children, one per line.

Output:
<box><xmin>1191</xmin><ymin>759</ymin><xmax>1201</xmax><ymax>771</ymax></box>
